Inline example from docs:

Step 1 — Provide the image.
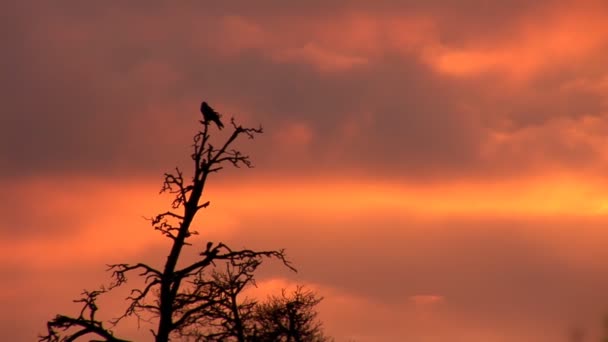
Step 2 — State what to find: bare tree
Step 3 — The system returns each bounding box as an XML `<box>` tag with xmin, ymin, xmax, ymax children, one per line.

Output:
<box><xmin>252</xmin><ymin>287</ymin><xmax>331</xmax><ymax>342</ymax></box>
<box><xmin>40</xmin><ymin>105</ymin><xmax>329</xmax><ymax>342</ymax></box>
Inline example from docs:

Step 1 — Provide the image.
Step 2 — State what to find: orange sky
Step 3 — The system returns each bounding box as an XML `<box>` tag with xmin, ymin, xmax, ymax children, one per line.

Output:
<box><xmin>3</xmin><ymin>1</ymin><xmax>608</xmax><ymax>341</ymax></box>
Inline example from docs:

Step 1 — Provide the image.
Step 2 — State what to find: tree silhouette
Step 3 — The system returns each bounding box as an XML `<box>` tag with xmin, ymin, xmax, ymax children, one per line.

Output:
<box><xmin>40</xmin><ymin>104</ymin><xmax>331</xmax><ymax>342</ymax></box>
<box><xmin>252</xmin><ymin>287</ymin><xmax>330</xmax><ymax>342</ymax></box>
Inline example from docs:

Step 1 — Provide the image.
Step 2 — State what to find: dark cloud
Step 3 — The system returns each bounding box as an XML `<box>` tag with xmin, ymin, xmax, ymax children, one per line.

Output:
<box><xmin>4</xmin><ymin>0</ymin><xmax>607</xmax><ymax>181</ymax></box>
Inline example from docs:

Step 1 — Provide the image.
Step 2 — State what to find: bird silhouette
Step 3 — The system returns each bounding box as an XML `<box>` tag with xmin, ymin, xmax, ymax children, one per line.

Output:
<box><xmin>200</xmin><ymin>101</ymin><xmax>224</xmax><ymax>130</ymax></box>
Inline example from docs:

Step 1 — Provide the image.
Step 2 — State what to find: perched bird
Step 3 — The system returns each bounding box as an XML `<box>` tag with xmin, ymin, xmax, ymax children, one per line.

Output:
<box><xmin>200</xmin><ymin>101</ymin><xmax>224</xmax><ymax>130</ymax></box>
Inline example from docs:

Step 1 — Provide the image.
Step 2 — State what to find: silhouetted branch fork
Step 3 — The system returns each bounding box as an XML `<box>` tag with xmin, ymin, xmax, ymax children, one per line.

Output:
<box><xmin>215</xmin><ymin>247</ymin><xmax>296</xmax><ymax>273</ymax></box>
<box><xmin>219</xmin><ymin>260</ymin><xmax>258</xmax><ymax>282</ymax></box>
<box><xmin>147</xmin><ymin>211</ymin><xmax>188</xmax><ymax>240</ymax></box>
<box><xmin>174</xmin><ymin>262</ymin><xmax>262</xmax><ymax>341</ymax></box>
<box><xmin>161</xmin><ymin>121</ymin><xmax>261</xmax><ymax>224</ymax></box>
<box><xmin>42</xmin><ymin>315</ymin><xmax>130</xmax><ymax>342</ymax></box>
<box><xmin>159</xmin><ymin>244</ymin><xmax>294</xmax><ymax>335</ymax></box>
<box><xmin>173</xmin><ymin>285</ymin><xmax>219</xmax><ymax>307</ymax></box>
<box><xmin>74</xmin><ymin>290</ymin><xmax>103</xmax><ymax>321</ymax></box>
<box><xmin>214</xmin><ymin>149</ymin><xmax>254</xmax><ymax>168</ymax></box>
<box><xmin>229</xmin><ymin>118</ymin><xmax>263</xmax><ymax>136</ymax></box>
<box><xmin>126</xmin><ymin>280</ymin><xmax>161</xmax><ymax>305</ymax></box>
<box><xmin>171</xmin><ymin>297</ymin><xmax>222</xmax><ymax>330</ymax></box>
<box><xmin>153</xmin><ymin>211</ymin><xmax>185</xmax><ymax>222</ymax></box>
<box><xmin>174</xmin><ymin>243</ymin><xmax>296</xmax><ymax>278</ymax></box>
<box><xmin>161</xmin><ymin>169</ymin><xmax>185</xmax><ymax>192</ymax></box>
<box><xmin>109</xmin><ymin>263</ymin><xmax>163</xmax><ymax>282</ymax></box>
<box><xmin>40</xmin><ymin>289</ymin><xmax>129</xmax><ymax>342</ymax></box>
<box><xmin>161</xmin><ymin>168</ymin><xmax>190</xmax><ymax>209</ymax></box>
<box><xmin>108</xmin><ymin>280</ymin><xmax>163</xmax><ymax>326</ymax></box>
<box><xmin>209</xmin><ymin>123</ymin><xmax>262</xmax><ymax>166</ymax></box>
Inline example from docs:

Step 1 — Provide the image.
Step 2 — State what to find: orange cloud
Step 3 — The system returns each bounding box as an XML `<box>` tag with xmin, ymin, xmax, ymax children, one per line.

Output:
<box><xmin>209</xmin><ymin>175</ymin><xmax>608</xmax><ymax>218</ymax></box>
<box><xmin>423</xmin><ymin>3</ymin><xmax>608</xmax><ymax>79</ymax></box>
<box><xmin>271</xmin><ymin>43</ymin><xmax>368</xmax><ymax>72</ymax></box>
<box><xmin>218</xmin><ymin>15</ymin><xmax>269</xmax><ymax>55</ymax></box>
<box><xmin>273</xmin><ymin>121</ymin><xmax>314</xmax><ymax>146</ymax></box>
<box><xmin>410</xmin><ymin>294</ymin><xmax>445</xmax><ymax>306</ymax></box>
<box><xmin>6</xmin><ymin>171</ymin><xmax>608</xmax><ymax>268</ymax></box>
<box><xmin>210</xmin><ymin>4</ymin><xmax>608</xmax><ymax>82</ymax></box>
<box><xmin>480</xmin><ymin>113</ymin><xmax>608</xmax><ymax>171</ymax></box>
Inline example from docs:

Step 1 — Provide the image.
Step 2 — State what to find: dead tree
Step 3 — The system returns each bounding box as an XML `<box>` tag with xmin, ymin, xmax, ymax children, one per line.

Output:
<box><xmin>40</xmin><ymin>111</ymin><xmax>299</xmax><ymax>341</ymax></box>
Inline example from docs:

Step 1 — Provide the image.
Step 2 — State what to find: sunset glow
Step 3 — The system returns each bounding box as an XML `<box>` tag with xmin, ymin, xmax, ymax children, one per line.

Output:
<box><xmin>3</xmin><ymin>1</ymin><xmax>608</xmax><ymax>341</ymax></box>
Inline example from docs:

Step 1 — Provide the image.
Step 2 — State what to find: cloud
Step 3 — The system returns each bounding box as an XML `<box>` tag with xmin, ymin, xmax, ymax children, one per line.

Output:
<box><xmin>271</xmin><ymin>43</ymin><xmax>369</xmax><ymax>72</ymax></box>
<box><xmin>422</xmin><ymin>2</ymin><xmax>608</xmax><ymax>80</ymax></box>
<box><xmin>3</xmin><ymin>1</ymin><xmax>608</xmax><ymax>181</ymax></box>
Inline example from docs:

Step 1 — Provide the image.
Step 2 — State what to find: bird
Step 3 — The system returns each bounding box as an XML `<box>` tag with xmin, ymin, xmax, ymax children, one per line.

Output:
<box><xmin>200</xmin><ymin>101</ymin><xmax>224</xmax><ymax>130</ymax></box>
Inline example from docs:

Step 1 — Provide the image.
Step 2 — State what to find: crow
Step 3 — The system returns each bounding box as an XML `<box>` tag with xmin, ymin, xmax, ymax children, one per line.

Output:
<box><xmin>200</xmin><ymin>101</ymin><xmax>224</xmax><ymax>130</ymax></box>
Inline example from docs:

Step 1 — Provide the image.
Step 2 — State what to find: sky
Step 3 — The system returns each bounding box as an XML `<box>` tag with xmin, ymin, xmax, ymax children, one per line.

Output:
<box><xmin>2</xmin><ymin>1</ymin><xmax>608</xmax><ymax>341</ymax></box>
